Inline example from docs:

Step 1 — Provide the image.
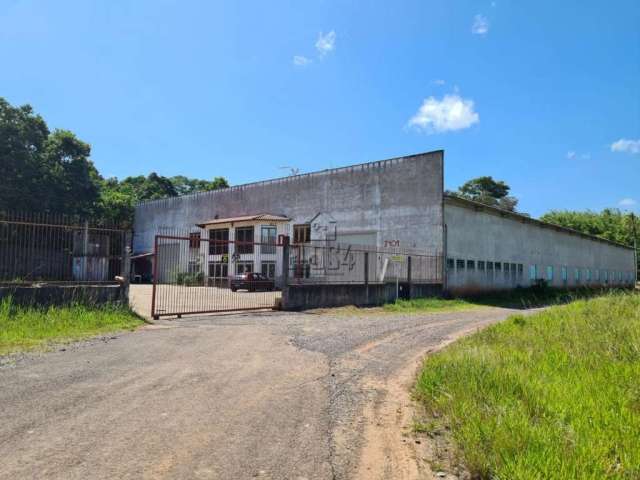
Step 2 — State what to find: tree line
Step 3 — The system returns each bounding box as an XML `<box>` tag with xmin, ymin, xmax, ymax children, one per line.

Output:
<box><xmin>0</xmin><ymin>97</ymin><xmax>228</xmax><ymax>227</ymax></box>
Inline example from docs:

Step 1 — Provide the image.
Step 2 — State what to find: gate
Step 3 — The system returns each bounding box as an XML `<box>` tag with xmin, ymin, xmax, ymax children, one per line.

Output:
<box><xmin>151</xmin><ymin>233</ymin><xmax>284</xmax><ymax>319</ymax></box>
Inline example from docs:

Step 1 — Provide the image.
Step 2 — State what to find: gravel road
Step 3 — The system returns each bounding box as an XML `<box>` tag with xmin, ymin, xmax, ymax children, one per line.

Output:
<box><xmin>0</xmin><ymin>306</ymin><xmax>525</xmax><ymax>479</ymax></box>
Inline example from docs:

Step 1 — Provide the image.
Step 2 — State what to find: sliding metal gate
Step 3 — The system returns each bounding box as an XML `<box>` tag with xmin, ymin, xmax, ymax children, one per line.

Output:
<box><xmin>151</xmin><ymin>234</ymin><xmax>284</xmax><ymax>318</ymax></box>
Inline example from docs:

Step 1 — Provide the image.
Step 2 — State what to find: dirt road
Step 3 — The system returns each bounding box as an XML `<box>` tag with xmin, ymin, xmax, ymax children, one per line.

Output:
<box><xmin>0</xmin><ymin>307</ymin><xmax>524</xmax><ymax>479</ymax></box>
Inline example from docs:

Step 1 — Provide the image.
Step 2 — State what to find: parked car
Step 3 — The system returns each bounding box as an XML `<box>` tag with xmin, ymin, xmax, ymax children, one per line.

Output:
<box><xmin>230</xmin><ymin>272</ymin><xmax>275</xmax><ymax>292</ymax></box>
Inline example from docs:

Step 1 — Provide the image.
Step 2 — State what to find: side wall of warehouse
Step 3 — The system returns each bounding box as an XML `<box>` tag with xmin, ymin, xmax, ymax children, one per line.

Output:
<box><xmin>444</xmin><ymin>197</ymin><xmax>636</xmax><ymax>294</ymax></box>
<box><xmin>133</xmin><ymin>151</ymin><xmax>445</xmax><ymax>256</ymax></box>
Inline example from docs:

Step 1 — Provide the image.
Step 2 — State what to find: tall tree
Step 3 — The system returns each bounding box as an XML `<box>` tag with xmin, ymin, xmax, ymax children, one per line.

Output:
<box><xmin>452</xmin><ymin>176</ymin><xmax>519</xmax><ymax>211</ymax></box>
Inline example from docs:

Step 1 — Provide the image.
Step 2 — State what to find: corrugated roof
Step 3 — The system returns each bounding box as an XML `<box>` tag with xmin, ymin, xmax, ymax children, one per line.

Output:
<box><xmin>196</xmin><ymin>213</ymin><xmax>290</xmax><ymax>227</ymax></box>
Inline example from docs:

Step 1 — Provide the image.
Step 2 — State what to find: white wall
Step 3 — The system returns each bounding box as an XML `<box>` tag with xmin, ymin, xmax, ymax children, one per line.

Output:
<box><xmin>444</xmin><ymin>199</ymin><xmax>636</xmax><ymax>294</ymax></box>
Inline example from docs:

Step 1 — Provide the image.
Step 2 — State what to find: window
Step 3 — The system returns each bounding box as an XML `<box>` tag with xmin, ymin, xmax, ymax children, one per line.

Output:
<box><xmin>495</xmin><ymin>262</ymin><xmax>502</xmax><ymax>271</ymax></box>
<box><xmin>546</xmin><ymin>266</ymin><xmax>553</xmax><ymax>281</ymax></box>
<box><xmin>595</xmin><ymin>269</ymin><xmax>600</xmax><ymax>281</ymax></box>
<box><xmin>618</xmin><ymin>271</ymin><xmax>623</xmax><ymax>282</ymax></box>
<box><xmin>293</xmin><ymin>224</ymin><xmax>311</xmax><ymax>244</ymax></box>
<box><xmin>604</xmin><ymin>270</ymin><xmax>608</xmax><ymax>283</ymax></box>
<box><xmin>208</xmin><ymin>261</ymin><xmax>228</xmax><ymax>278</ymax></box>
<box><xmin>529</xmin><ymin>265</ymin><xmax>537</xmax><ymax>280</ymax></box>
<box><xmin>456</xmin><ymin>259</ymin><xmax>465</xmax><ymax>270</ymax></box>
<box><xmin>236</xmin><ymin>261</ymin><xmax>253</xmax><ymax>275</ymax></box>
<box><xmin>487</xmin><ymin>261</ymin><xmax>494</xmax><ymax>271</ymax></box>
<box><xmin>575</xmin><ymin>268</ymin><xmax>580</xmax><ymax>282</ymax></box>
<box><xmin>189</xmin><ymin>232</ymin><xmax>201</xmax><ymax>249</ymax></box>
<box><xmin>511</xmin><ymin>263</ymin><xmax>517</xmax><ymax>274</ymax></box>
<box><xmin>261</xmin><ymin>261</ymin><xmax>276</xmax><ymax>278</ymax></box>
<box><xmin>209</xmin><ymin>228</ymin><xmax>229</xmax><ymax>255</ymax></box>
<box><xmin>562</xmin><ymin>266</ymin><xmax>568</xmax><ymax>281</ymax></box>
<box><xmin>188</xmin><ymin>260</ymin><xmax>200</xmax><ymax>273</ymax></box>
<box><xmin>504</xmin><ymin>263</ymin><xmax>510</xmax><ymax>273</ymax></box>
<box><xmin>586</xmin><ymin>269</ymin><xmax>592</xmax><ymax>281</ymax></box>
<box><xmin>235</xmin><ymin>226</ymin><xmax>254</xmax><ymax>254</ymax></box>
<box><xmin>467</xmin><ymin>259</ymin><xmax>475</xmax><ymax>270</ymax></box>
<box><xmin>517</xmin><ymin>264</ymin><xmax>524</xmax><ymax>276</ymax></box>
<box><xmin>446</xmin><ymin>258</ymin><xmax>455</xmax><ymax>270</ymax></box>
<box><xmin>478</xmin><ymin>260</ymin><xmax>485</xmax><ymax>271</ymax></box>
<box><xmin>261</xmin><ymin>226</ymin><xmax>277</xmax><ymax>254</ymax></box>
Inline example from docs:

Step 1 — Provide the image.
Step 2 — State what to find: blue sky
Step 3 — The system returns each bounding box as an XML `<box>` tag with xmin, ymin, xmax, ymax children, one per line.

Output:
<box><xmin>2</xmin><ymin>0</ymin><xmax>639</xmax><ymax>217</ymax></box>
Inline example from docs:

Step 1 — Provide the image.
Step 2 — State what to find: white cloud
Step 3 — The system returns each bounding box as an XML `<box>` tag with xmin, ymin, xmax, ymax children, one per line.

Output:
<box><xmin>619</xmin><ymin>198</ymin><xmax>637</xmax><ymax>207</ymax></box>
<box><xmin>315</xmin><ymin>31</ymin><xmax>336</xmax><ymax>57</ymax></box>
<box><xmin>472</xmin><ymin>14</ymin><xmax>489</xmax><ymax>35</ymax></box>
<box><xmin>293</xmin><ymin>55</ymin><xmax>312</xmax><ymax>66</ymax></box>
<box><xmin>408</xmin><ymin>93</ymin><xmax>479</xmax><ymax>134</ymax></box>
<box><xmin>611</xmin><ymin>138</ymin><xmax>640</xmax><ymax>154</ymax></box>
<box><xmin>566</xmin><ymin>151</ymin><xmax>576</xmax><ymax>160</ymax></box>
<box><xmin>432</xmin><ymin>79</ymin><xmax>446</xmax><ymax>86</ymax></box>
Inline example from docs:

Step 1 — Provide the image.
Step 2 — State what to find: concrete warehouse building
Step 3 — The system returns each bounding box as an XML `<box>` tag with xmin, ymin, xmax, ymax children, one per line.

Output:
<box><xmin>133</xmin><ymin>150</ymin><xmax>636</xmax><ymax>294</ymax></box>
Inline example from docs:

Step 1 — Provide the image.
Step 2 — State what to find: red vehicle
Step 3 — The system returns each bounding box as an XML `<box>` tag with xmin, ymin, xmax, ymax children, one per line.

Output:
<box><xmin>230</xmin><ymin>272</ymin><xmax>275</xmax><ymax>292</ymax></box>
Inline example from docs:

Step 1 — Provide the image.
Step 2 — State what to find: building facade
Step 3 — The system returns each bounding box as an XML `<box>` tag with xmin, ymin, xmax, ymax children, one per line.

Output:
<box><xmin>133</xmin><ymin>150</ymin><xmax>636</xmax><ymax>294</ymax></box>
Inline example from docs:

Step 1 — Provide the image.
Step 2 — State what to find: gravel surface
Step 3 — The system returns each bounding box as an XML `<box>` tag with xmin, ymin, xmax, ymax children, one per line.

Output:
<box><xmin>0</xmin><ymin>306</ymin><xmax>525</xmax><ymax>479</ymax></box>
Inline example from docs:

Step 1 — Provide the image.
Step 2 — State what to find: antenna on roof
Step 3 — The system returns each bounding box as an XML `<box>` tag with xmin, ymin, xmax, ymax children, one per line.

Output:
<box><xmin>279</xmin><ymin>166</ymin><xmax>300</xmax><ymax>176</ymax></box>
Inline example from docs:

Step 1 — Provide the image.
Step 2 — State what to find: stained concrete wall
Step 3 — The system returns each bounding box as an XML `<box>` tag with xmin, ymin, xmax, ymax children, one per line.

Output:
<box><xmin>133</xmin><ymin>151</ymin><xmax>445</xmax><ymax>256</ymax></box>
<box><xmin>444</xmin><ymin>197</ymin><xmax>636</xmax><ymax>294</ymax></box>
<box><xmin>282</xmin><ymin>282</ymin><xmax>443</xmax><ymax>310</ymax></box>
<box><xmin>0</xmin><ymin>284</ymin><xmax>126</xmax><ymax>308</ymax></box>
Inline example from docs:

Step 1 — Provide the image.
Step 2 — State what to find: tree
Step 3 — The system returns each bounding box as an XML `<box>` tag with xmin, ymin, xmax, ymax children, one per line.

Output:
<box><xmin>170</xmin><ymin>176</ymin><xmax>229</xmax><ymax>196</ymax></box>
<box><xmin>541</xmin><ymin>209</ymin><xmax>639</xmax><ymax>274</ymax></box>
<box><xmin>452</xmin><ymin>176</ymin><xmax>519</xmax><ymax>211</ymax></box>
<box><xmin>0</xmin><ymin>98</ymin><xmax>101</xmax><ymax>216</ymax></box>
<box><xmin>0</xmin><ymin>96</ymin><xmax>229</xmax><ymax>225</ymax></box>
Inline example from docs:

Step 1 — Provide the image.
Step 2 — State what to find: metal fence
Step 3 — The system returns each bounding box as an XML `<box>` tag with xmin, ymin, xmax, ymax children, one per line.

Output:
<box><xmin>0</xmin><ymin>211</ymin><xmax>128</xmax><ymax>284</ymax></box>
<box><xmin>151</xmin><ymin>231</ymin><xmax>284</xmax><ymax>318</ymax></box>
<box><xmin>288</xmin><ymin>242</ymin><xmax>443</xmax><ymax>286</ymax></box>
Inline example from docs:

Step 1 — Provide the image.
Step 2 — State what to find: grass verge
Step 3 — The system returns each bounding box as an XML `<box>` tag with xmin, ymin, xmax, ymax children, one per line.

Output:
<box><xmin>415</xmin><ymin>292</ymin><xmax>640</xmax><ymax>479</ymax></box>
<box><xmin>383</xmin><ymin>297</ymin><xmax>477</xmax><ymax>313</ymax></box>
<box><xmin>0</xmin><ymin>299</ymin><xmax>144</xmax><ymax>355</ymax></box>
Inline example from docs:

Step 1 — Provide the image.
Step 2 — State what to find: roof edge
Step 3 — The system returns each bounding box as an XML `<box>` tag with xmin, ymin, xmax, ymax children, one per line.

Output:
<box><xmin>136</xmin><ymin>150</ymin><xmax>444</xmax><ymax>208</ymax></box>
<box><xmin>444</xmin><ymin>194</ymin><xmax>634</xmax><ymax>251</ymax></box>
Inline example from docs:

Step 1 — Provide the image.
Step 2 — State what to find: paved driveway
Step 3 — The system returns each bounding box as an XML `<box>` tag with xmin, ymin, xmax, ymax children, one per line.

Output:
<box><xmin>0</xmin><ymin>307</ymin><xmax>525</xmax><ymax>479</ymax></box>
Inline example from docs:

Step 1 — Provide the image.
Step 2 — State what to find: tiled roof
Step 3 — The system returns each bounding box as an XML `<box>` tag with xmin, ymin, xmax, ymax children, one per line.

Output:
<box><xmin>196</xmin><ymin>213</ymin><xmax>290</xmax><ymax>227</ymax></box>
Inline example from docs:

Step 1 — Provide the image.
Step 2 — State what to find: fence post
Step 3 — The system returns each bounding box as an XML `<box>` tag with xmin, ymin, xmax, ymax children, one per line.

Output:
<box><xmin>121</xmin><ymin>231</ymin><xmax>132</xmax><ymax>306</ymax></box>
<box><xmin>364</xmin><ymin>251</ymin><xmax>369</xmax><ymax>305</ymax></box>
<box><xmin>280</xmin><ymin>235</ymin><xmax>290</xmax><ymax>309</ymax></box>
<box><xmin>151</xmin><ymin>235</ymin><xmax>159</xmax><ymax>320</ymax></box>
<box><xmin>407</xmin><ymin>255</ymin><xmax>412</xmax><ymax>299</ymax></box>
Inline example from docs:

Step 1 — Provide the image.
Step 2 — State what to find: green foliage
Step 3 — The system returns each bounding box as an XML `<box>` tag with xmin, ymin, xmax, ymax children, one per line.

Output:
<box><xmin>0</xmin><ymin>299</ymin><xmax>143</xmax><ymax>355</ymax></box>
<box><xmin>451</xmin><ymin>176</ymin><xmax>519</xmax><ymax>211</ymax></box>
<box><xmin>383</xmin><ymin>297</ymin><xmax>475</xmax><ymax>313</ymax></box>
<box><xmin>175</xmin><ymin>271</ymin><xmax>204</xmax><ymax>286</ymax></box>
<box><xmin>0</xmin><ymin>97</ymin><xmax>229</xmax><ymax>225</ymax></box>
<box><xmin>541</xmin><ymin>209</ymin><xmax>639</xmax><ymax>272</ymax></box>
<box><xmin>415</xmin><ymin>293</ymin><xmax>640</xmax><ymax>479</ymax></box>
<box><xmin>0</xmin><ymin>98</ymin><xmax>101</xmax><ymax>216</ymax></box>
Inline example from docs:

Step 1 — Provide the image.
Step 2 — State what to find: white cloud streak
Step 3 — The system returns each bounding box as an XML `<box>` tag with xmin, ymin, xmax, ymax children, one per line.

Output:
<box><xmin>472</xmin><ymin>14</ymin><xmax>489</xmax><ymax>35</ymax></box>
<box><xmin>293</xmin><ymin>55</ymin><xmax>312</xmax><ymax>66</ymax></box>
<box><xmin>315</xmin><ymin>31</ymin><xmax>336</xmax><ymax>57</ymax></box>
<box><xmin>408</xmin><ymin>94</ymin><xmax>479</xmax><ymax>134</ymax></box>
<box><xmin>619</xmin><ymin>198</ymin><xmax>637</xmax><ymax>207</ymax></box>
<box><xmin>611</xmin><ymin>138</ymin><xmax>640</xmax><ymax>154</ymax></box>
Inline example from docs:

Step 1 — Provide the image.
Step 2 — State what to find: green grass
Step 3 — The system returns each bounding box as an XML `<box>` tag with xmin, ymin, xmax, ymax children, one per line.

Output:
<box><xmin>415</xmin><ymin>292</ymin><xmax>640</xmax><ymax>479</ymax></box>
<box><xmin>383</xmin><ymin>297</ymin><xmax>478</xmax><ymax>313</ymax></box>
<box><xmin>0</xmin><ymin>299</ymin><xmax>144</xmax><ymax>355</ymax></box>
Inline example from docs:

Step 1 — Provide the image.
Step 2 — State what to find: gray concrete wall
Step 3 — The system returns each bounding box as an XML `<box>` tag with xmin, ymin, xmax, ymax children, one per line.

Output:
<box><xmin>444</xmin><ymin>198</ymin><xmax>636</xmax><ymax>294</ymax></box>
<box><xmin>282</xmin><ymin>282</ymin><xmax>443</xmax><ymax>310</ymax></box>
<box><xmin>0</xmin><ymin>284</ymin><xmax>127</xmax><ymax>308</ymax></box>
<box><xmin>133</xmin><ymin>151</ymin><xmax>444</xmax><ymax>256</ymax></box>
